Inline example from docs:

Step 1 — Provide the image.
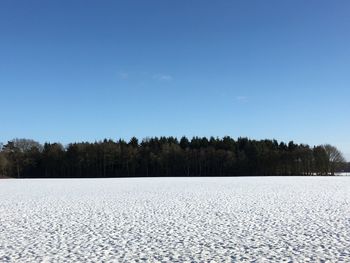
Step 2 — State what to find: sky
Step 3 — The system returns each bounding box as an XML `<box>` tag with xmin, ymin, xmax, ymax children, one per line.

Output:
<box><xmin>1</xmin><ymin>0</ymin><xmax>349</xmax><ymax>160</ymax></box>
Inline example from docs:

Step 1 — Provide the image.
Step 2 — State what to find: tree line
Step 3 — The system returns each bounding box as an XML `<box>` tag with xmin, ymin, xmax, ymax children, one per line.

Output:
<box><xmin>0</xmin><ymin>137</ymin><xmax>347</xmax><ymax>178</ymax></box>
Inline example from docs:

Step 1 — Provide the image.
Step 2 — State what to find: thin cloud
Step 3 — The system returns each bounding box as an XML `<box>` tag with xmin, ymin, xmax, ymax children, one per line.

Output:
<box><xmin>236</xmin><ymin>96</ymin><xmax>248</xmax><ymax>102</ymax></box>
<box><xmin>153</xmin><ymin>74</ymin><xmax>173</xmax><ymax>81</ymax></box>
<box><xmin>117</xmin><ymin>71</ymin><xmax>129</xmax><ymax>80</ymax></box>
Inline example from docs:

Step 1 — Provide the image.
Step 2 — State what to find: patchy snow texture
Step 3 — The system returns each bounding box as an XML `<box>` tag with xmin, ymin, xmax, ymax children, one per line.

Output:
<box><xmin>0</xmin><ymin>177</ymin><xmax>350</xmax><ymax>262</ymax></box>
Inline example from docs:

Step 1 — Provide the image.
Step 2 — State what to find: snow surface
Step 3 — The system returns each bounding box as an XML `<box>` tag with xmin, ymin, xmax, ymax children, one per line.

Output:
<box><xmin>0</xmin><ymin>177</ymin><xmax>350</xmax><ymax>262</ymax></box>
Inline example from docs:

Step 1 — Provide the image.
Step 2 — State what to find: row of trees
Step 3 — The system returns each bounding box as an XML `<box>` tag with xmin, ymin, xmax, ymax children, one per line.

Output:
<box><xmin>0</xmin><ymin>137</ymin><xmax>347</xmax><ymax>178</ymax></box>
<box><xmin>343</xmin><ymin>162</ymin><xmax>350</xmax><ymax>173</ymax></box>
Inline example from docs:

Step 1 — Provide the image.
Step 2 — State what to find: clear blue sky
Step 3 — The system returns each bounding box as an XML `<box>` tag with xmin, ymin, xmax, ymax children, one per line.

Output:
<box><xmin>1</xmin><ymin>0</ymin><xmax>349</xmax><ymax>160</ymax></box>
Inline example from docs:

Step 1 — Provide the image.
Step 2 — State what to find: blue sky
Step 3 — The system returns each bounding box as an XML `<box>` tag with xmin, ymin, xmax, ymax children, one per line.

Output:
<box><xmin>1</xmin><ymin>0</ymin><xmax>349</xmax><ymax>160</ymax></box>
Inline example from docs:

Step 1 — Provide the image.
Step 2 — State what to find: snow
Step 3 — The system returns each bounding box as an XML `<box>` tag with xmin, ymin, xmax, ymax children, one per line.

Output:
<box><xmin>0</xmin><ymin>177</ymin><xmax>350</xmax><ymax>262</ymax></box>
<box><xmin>336</xmin><ymin>172</ymin><xmax>350</xmax><ymax>176</ymax></box>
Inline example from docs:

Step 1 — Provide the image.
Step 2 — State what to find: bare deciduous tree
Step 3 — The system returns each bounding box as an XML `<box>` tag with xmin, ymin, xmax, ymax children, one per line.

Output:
<box><xmin>322</xmin><ymin>144</ymin><xmax>346</xmax><ymax>175</ymax></box>
<box><xmin>12</xmin><ymin>138</ymin><xmax>43</xmax><ymax>153</ymax></box>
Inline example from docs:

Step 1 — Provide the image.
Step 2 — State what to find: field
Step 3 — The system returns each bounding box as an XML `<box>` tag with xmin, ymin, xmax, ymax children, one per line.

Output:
<box><xmin>1</xmin><ymin>177</ymin><xmax>350</xmax><ymax>262</ymax></box>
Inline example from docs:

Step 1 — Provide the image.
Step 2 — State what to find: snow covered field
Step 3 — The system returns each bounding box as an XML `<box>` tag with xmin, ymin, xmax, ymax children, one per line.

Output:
<box><xmin>0</xmin><ymin>177</ymin><xmax>350</xmax><ymax>262</ymax></box>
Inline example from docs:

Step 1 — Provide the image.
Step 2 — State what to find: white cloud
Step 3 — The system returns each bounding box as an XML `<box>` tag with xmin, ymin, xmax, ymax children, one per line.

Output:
<box><xmin>153</xmin><ymin>74</ymin><xmax>173</xmax><ymax>81</ymax></box>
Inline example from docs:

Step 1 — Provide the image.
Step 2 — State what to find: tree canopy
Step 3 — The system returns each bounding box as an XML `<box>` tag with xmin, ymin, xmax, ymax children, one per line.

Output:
<box><xmin>0</xmin><ymin>137</ymin><xmax>346</xmax><ymax>178</ymax></box>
